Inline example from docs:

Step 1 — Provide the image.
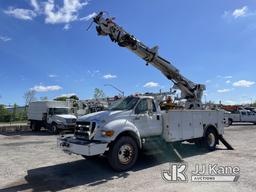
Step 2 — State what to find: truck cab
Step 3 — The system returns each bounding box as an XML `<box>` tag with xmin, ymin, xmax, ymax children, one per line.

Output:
<box><xmin>47</xmin><ymin>107</ymin><xmax>77</xmax><ymax>133</ymax></box>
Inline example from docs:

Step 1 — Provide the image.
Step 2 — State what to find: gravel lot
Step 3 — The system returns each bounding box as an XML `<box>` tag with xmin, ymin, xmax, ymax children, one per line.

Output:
<box><xmin>0</xmin><ymin>124</ymin><xmax>256</xmax><ymax>192</ymax></box>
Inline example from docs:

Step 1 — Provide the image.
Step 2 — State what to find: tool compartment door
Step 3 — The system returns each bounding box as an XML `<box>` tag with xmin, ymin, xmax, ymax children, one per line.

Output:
<box><xmin>163</xmin><ymin>111</ymin><xmax>194</xmax><ymax>142</ymax></box>
<box><xmin>163</xmin><ymin>110</ymin><xmax>207</xmax><ymax>142</ymax></box>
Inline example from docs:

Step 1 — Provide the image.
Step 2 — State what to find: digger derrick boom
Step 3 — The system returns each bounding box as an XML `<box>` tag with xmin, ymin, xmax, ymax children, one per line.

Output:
<box><xmin>93</xmin><ymin>12</ymin><xmax>205</xmax><ymax>109</ymax></box>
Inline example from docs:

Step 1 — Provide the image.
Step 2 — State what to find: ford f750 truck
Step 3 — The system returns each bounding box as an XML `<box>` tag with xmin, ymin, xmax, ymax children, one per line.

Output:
<box><xmin>58</xmin><ymin>12</ymin><xmax>232</xmax><ymax>171</ymax></box>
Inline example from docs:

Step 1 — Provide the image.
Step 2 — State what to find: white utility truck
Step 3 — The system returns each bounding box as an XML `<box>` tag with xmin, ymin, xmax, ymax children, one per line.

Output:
<box><xmin>225</xmin><ymin>110</ymin><xmax>256</xmax><ymax>125</ymax></box>
<box><xmin>58</xmin><ymin>12</ymin><xmax>233</xmax><ymax>171</ymax></box>
<box><xmin>28</xmin><ymin>101</ymin><xmax>77</xmax><ymax>133</ymax></box>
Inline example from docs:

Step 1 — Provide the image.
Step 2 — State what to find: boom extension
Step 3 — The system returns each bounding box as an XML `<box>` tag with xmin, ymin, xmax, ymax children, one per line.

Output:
<box><xmin>93</xmin><ymin>12</ymin><xmax>205</xmax><ymax>109</ymax></box>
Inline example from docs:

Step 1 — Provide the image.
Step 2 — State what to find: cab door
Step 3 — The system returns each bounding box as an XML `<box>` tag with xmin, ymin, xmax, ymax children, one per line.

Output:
<box><xmin>147</xmin><ymin>99</ymin><xmax>162</xmax><ymax>136</ymax></box>
<box><xmin>132</xmin><ymin>98</ymin><xmax>162</xmax><ymax>137</ymax></box>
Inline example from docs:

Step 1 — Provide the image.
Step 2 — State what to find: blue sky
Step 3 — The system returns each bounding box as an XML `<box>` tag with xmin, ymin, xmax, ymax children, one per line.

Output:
<box><xmin>0</xmin><ymin>0</ymin><xmax>256</xmax><ymax>106</ymax></box>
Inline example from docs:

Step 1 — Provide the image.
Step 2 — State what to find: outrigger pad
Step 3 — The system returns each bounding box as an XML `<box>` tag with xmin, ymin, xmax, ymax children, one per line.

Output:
<box><xmin>219</xmin><ymin>135</ymin><xmax>234</xmax><ymax>150</ymax></box>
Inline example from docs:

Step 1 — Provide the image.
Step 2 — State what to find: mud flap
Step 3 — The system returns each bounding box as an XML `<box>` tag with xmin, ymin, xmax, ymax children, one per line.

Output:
<box><xmin>219</xmin><ymin>135</ymin><xmax>234</xmax><ymax>150</ymax></box>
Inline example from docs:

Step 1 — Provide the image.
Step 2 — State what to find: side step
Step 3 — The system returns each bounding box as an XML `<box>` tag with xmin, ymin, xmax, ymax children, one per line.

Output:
<box><xmin>219</xmin><ymin>135</ymin><xmax>234</xmax><ymax>150</ymax></box>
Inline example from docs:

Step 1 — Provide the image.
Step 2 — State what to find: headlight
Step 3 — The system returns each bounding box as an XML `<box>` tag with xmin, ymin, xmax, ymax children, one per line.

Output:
<box><xmin>101</xmin><ymin>130</ymin><xmax>114</xmax><ymax>137</ymax></box>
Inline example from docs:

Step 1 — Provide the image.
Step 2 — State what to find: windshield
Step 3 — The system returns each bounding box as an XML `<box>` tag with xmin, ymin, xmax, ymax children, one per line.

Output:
<box><xmin>109</xmin><ymin>96</ymin><xmax>139</xmax><ymax>111</ymax></box>
<box><xmin>50</xmin><ymin>108</ymin><xmax>69</xmax><ymax>115</ymax></box>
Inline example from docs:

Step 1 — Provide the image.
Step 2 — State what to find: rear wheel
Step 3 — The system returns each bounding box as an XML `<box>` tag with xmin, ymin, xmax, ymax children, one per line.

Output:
<box><xmin>31</xmin><ymin>121</ymin><xmax>40</xmax><ymax>131</ymax></box>
<box><xmin>204</xmin><ymin>128</ymin><xmax>218</xmax><ymax>151</ymax></box>
<box><xmin>107</xmin><ymin>136</ymin><xmax>138</xmax><ymax>172</ymax></box>
<box><xmin>228</xmin><ymin>119</ymin><xmax>233</xmax><ymax>126</ymax></box>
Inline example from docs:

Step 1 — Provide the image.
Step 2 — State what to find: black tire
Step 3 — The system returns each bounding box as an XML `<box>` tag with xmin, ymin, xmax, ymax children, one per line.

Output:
<box><xmin>31</xmin><ymin>121</ymin><xmax>40</xmax><ymax>131</ymax></box>
<box><xmin>228</xmin><ymin>119</ymin><xmax>233</xmax><ymax>126</ymax></box>
<box><xmin>51</xmin><ymin>123</ymin><xmax>59</xmax><ymax>134</ymax></box>
<box><xmin>204</xmin><ymin>128</ymin><xmax>218</xmax><ymax>151</ymax></box>
<box><xmin>107</xmin><ymin>136</ymin><xmax>139</xmax><ymax>172</ymax></box>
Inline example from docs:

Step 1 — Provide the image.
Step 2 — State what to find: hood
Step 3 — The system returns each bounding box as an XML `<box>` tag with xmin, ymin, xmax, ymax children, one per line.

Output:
<box><xmin>77</xmin><ymin>110</ymin><xmax>130</xmax><ymax>122</ymax></box>
<box><xmin>55</xmin><ymin>114</ymin><xmax>77</xmax><ymax>119</ymax></box>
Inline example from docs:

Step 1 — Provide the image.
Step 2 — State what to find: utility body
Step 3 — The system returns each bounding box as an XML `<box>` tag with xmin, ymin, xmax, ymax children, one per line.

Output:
<box><xmin>58</xmin><ymin>12</ymin><xmax>232</xmax><ymax>171</ymax></box>
<box><xmin>28</xmin><ymin>101</ymin><xmax>77</xmax><ymax>133</ymax></box>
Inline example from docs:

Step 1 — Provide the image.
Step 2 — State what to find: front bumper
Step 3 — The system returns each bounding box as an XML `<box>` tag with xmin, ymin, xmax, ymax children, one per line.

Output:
<box><xmin>57</xmin><ymin>136</ymin><xmax>108</xmax><ymax>156</ymax></box>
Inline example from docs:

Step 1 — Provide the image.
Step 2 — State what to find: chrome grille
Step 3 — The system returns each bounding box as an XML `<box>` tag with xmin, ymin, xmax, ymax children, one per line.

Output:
<box><xmin>74</xmin><ymin>121</ymin><xmax>96</xmax><ymax>140</ymax></box>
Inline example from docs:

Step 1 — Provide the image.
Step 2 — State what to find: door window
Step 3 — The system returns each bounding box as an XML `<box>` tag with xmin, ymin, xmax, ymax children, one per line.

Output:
<box><xmin>135</xmin><ymin>99</ymin><xmax>148</xmax><ymax>114</ymax></box>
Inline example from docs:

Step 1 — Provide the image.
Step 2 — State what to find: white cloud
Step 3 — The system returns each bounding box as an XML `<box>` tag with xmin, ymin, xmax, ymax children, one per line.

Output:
<box><xmin>31</xmin><ymin>85</ymin><xmax>62</xmax><ymax>92</ymax></box>
<box><xmin>233</xmin><ymin>80</ymin><xmax>255</xmax><ymax>88</ymax></box>
<box><xmin>223</xmin><ymin>6</ymin><xmax>256</xmax><ymax>19</ymax></box>
<box><xmin>4</xmin><ymin>7</ymin><xmax>37</xmax><ymax>20</ymax></box>
<box><xmin>63</xmin><ymin>24</ymin><xmax>71</xmax><ymax>30</ymax></box>
<box><xmin>205</xmin><ymin>80</ymin><xmax>211</xmax><ymax>83</ymax></box>
<box><xmin>232</xmin><ymin>6</ymin><xmax>248</xmax><ymax>18</ymax></box>
<box><xmin>48</xmin><ymin>74</ymin><xmax>57</xmax><ymax>78</ymax></box>
<box><xmin>0</xmin><ymin>36</ymin><xmax>11</xmax><ymax>42</ymax></box>
<box><xmin>217</xmin><ymin>88</ymin><xmax>231</xmax><ymax>93</ymax></box>
<box><xmin>44</xmin><ymin>0</ymin><xmax>88</xmax><ymax>24</ymax></box>
<box><xmin>226</xmin><ymin>80</ymin><xmax>231</xmax><ymax>84</ymax></box>
<box><xmin>31</xmin><ymin>0</ymin><xmax>40</xmax><ymax>11</ymax></box>
<box><xmin>103</xmin><ymin>74</ymin><xmax>117</xmax><ymax>79</ymax></box>
<box><xmin>217</xmin><ymin>75</ymin><xmax>232</xmax><ymax>79</ymax></box>
<box><xmin>80</xmin><ymin>12</ymin><xmax>97</xmax><ymax>21</ymax></box>
<box><xmin>143</xmin><ymin>81</ymin><xmax>159</xmax><ymax>88</ymax></box>
<box><xmin>59</xmin><ymin>93</ymin><xmax>76</xmax><ymax>97</ymax></box>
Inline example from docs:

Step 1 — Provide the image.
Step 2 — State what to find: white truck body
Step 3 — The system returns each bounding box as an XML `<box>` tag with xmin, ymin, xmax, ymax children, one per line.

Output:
<box><xmin>163</xmin><ymin>110</ymin><xmax>224</xmax><ymax>142</ymax></box>
<box><xmin>58</xmin><ymin>96</ymin><xmax>225</xmax><ymax>170</ymax></box>
<box><xmin>225</xmin><ymin>110</ymin><xmax>256</xmax><ymax>125</ymax></box>
<box><xmin>28</xmin><ymin>101</ymin><xmax>77</xmax><ymax>133</ymax></box>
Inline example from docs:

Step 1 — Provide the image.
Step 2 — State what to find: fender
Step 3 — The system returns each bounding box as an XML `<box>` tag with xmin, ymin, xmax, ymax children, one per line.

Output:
<box><xmin>93</xmin><ymin>119</ymin><xmax>141</xmax><ymax>147</ymax></box>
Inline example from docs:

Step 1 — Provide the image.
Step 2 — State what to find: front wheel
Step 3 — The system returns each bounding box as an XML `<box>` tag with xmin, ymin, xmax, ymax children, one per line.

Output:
<box><xmin>204</xmin><ymin>128</ymin><xmax>218</xmax><ymax>151</ymax></box>
<box><xmin>51</xmin><ymin>124</ymin><xmax>59</xmax><ymax>134</ymax></box>
<box><xmin>107</xmin><ymin>136</ymin><xmax>139</xmax><ymax>172</ymax></box>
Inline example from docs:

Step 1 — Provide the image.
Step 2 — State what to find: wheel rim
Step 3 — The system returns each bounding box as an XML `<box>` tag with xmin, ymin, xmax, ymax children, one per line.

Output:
<box><xmin>118</xmin><ymin>144</ymin><xmax>133</xmax><ymax>165</ymax></box>
<box><xmin>207</xmin><ymin>133</ymin><xmax>215</xmax><ymax>147</ymax></box>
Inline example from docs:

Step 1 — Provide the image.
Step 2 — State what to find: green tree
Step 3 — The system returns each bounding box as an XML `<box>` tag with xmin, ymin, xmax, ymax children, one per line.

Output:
<box><xmin>70</xmin><ymin>95</ymin><xmax>79</xmax><ymax>100</ymax></box>
<box><xmin>54</xmin><ymin>96</ymin><xmax>68</xmax><ymax>101</ymax></box>
<box><xmin>0</xmin><ymin>105</ymin><xmax>11</xmax><ymax>122</ymax></box>
<box><xmin>12</xmin><ymin>103</ymin><xmax>17</xmax><ymax>121</ymax></box>
<box><xmin>93</xmin><ymin>88</ymin><xmax>105</xmax><ymax>99</ymax></box>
